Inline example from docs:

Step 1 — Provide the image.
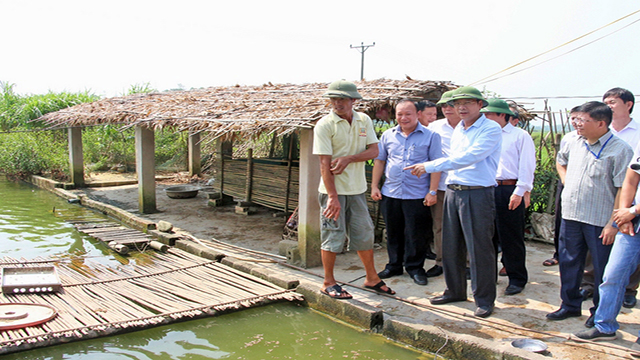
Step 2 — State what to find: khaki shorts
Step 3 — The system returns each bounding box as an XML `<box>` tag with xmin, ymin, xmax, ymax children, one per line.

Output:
<box><xmin>318</xmin><ymin>192</ymin><xmax>374</xmax><ymax>253</ymax></box>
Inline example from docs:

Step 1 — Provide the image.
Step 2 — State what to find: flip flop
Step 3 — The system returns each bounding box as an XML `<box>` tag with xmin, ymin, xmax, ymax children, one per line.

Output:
<box><xmin>321</xmin><ymin>284</ymin><xmax>352</xmax><ymax>300</ymax></box>
<box><xmin>365</xmin><ymin>280</ymin><xmax>396</xmax><ymax>295</ymax></box>
<box><xmin>543</xmin><ymin>257</ymin><xmax>559</xmax><ymax>266</ymax></box>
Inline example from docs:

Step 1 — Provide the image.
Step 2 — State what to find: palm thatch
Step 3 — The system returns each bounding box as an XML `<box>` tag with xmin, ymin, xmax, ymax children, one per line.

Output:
<box><xmin>35</xmin><ymin>79</ymin><xmax>455</xmax><ymax>141</ymax></box>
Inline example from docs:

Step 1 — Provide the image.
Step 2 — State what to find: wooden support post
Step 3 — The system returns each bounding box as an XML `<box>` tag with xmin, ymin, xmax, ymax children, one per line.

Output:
<box><xmin>68</xmin><ymin>127</ymin><xmax>84</xmax><ymax>188</ymax></box>
<box><xmin>188</xmin><ymin>132</ymin><xmax>201</xmax><ymax>177</ymax></box>
<box><xmin>284</xmin><ymin>134</ymin><xmax>295</xmax><ymax>214</ymax></box>
<box><xmin>135</xmin><ymin>126</ymin><xmax>156</xmax><ymax>214</ymax></box>
<box><xmin>245</xmin><ymin>148</ymin><xmax>253</xmax><ymax>202</ymax></box>
<box><xmin>218</xmin><ymin>140</ymin><xmax>233</xmax><ymax>194</ymax></box>
<box><xmin>297</xmin><ymin>128</ymin><xmax>321</xmax><ymax>268</ymax></box>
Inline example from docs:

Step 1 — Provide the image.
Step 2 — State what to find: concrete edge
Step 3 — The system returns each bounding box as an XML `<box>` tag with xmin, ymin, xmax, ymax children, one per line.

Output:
<box><xmin>220</xmin><ymin>257</ymin><xmax>300</xmax><ymax>290</ymax></box>
<box><xmin>383</xmin><ymin>317</ymin><xmax>548</xmax><ymax>360</ymax></box>
<box><xmin>25</xmin><ymin>176</ymin><xmax>550</xmax><ymax>359</ymax></box>
<box><xmin>295</xmin><ymin>282</ymin><xmax>384</xmax><ymax>331</ymax></box>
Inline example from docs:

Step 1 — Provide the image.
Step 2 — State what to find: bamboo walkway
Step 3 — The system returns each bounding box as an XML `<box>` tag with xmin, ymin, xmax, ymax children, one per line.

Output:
<box><xmin>0</xmin><ymin>248</ymin><xmax>303</xmax><ymax>355</ymax></box>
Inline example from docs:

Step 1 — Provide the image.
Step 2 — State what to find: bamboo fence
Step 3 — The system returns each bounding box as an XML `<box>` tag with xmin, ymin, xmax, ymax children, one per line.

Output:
<box><xmin>0</xmin><ymin>249</ymin><xmax>302</xmax><ymax>355</ymax></box>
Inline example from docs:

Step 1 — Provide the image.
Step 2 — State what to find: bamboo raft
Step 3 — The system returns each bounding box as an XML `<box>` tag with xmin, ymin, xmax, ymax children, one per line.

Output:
<box><xmin>72</xmin><ymin>221</ymin><xmax>154</xmax><ymax>254</ymax></box>
<box><xmin>0</xmin><ymin>249</ymin><xmax>303</xmax><ymax>355</ymax></box>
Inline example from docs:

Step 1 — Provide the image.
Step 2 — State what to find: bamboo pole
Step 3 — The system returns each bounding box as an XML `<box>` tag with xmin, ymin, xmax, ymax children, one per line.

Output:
<box><xmin>284</xmin><ymin>134</ymin><xmax>295</xmax><ymax>213</ymax></box>
<box><xmin>245</xmin><ymin>148</ymin><xmax>253</xmax><ymax>203</ymax></box>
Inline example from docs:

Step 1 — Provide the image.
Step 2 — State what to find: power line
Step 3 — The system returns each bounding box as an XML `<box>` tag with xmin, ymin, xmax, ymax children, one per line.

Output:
<box><xmin>469</xmin><ymin>9</ymin><xmax>640</xmax><ymax>86</ymax></box>
<box><xmin>476</xmin><ymin>17</ymin><xmax>640</xmax><ymax>86</ymax></box>
<box><xmin>350</xmin><ymin>42</ymin><xmax>375</xmax><ymax>81</ymax></box>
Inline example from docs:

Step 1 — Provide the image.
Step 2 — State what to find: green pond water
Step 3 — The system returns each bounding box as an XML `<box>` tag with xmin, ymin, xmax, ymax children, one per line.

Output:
<box><xmin>0</xmin><ymin>179</ymin><xmax>434</xmax><ymax>360</ymax></box>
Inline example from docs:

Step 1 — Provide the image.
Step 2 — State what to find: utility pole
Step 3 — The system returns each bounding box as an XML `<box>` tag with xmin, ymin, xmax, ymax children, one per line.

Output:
<box><xmin>350</xmin><ymin>42</ymin><xmax>375</xmax><ymax>81</ymax></box>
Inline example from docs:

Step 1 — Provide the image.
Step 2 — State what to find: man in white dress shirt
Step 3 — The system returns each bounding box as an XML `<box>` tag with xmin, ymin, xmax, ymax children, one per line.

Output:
<box><xmin>481</xmin><ymin>98</ymin><xmax>536</xmax><ymax>295</ymax></box>
<box><xmin>425</xmin><ymin>90</ymin><xmax>461</xmax><ymax>277</ymax></box>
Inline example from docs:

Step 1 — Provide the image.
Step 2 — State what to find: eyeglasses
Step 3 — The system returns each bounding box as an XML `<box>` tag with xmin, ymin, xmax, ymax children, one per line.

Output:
<box><xmin>572</xmin><ymin>117</ymin><xmax>601</xmax><ymax>124</ymax></box>
<box><xmin>452</xmin><ymin>100</ymin><xmax>478</xmax><ymax>108</ymax></box>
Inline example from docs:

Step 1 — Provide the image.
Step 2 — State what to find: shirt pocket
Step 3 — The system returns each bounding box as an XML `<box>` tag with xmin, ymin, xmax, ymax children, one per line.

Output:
<box><xmin>409</xmin><ymin>143</ymin><xmax>431</xmax><ymax>163</ymax></box>
<box><xmin>587</xmin><ymin>157</ymin><xmax>613</xmax><ymax>180</ymax></box>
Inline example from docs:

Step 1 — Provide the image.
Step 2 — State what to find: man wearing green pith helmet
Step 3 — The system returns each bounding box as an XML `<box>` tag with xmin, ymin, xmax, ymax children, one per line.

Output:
<box><xmin>481</xmin><ymin>98</ymin><xmax>536</xmax><ymax>296</ymax></box>
<box><xmin>313</xmin><ymin>80</ymin><xmax>395</xmax><ymax>299</ymax></box>
<box><xmin>405</xmin><ymin>86</ymin><xmax>502</xmax><ymax>318</ymax></box>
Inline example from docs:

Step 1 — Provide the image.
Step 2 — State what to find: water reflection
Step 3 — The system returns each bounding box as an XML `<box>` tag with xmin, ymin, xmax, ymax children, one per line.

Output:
<box><xmin>4</xmin><ymin>303</ymin><xmax>431</xmax><ymax>360</ymax></box>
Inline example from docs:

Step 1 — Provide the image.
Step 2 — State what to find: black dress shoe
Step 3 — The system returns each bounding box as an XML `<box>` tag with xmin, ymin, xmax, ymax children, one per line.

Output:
<box><xmin>585</xmin><ymin>313</ymin><xmax>595</xmax><ymax>328</ymax></box>
<box><xmin>378</xmin><ymin>268</ymin><xmax>402</xmax><ymax>279</ymax></box>
<box><xmin>504</xmin><ymin>285</ymin><xmax>524</xmax><ymax>296</ymax></box>
<box><xmin>580</xmin><ymin>288</ymin><xmax>593</xmax><ymax>301</ymax></box>
<box><xmin>474</xmin><ymin>305</ymin><xmax>494</xmax><ymax>318</ymax></box>
<box><xmin>546</xmin><ymin>308</ymin><xmax>582</xmax><ymax>320</ymax></box>
<box><xmin>624</xmin><ymin>294</ymin><xmax>638</xmax><ymax>308</ymax></box>
<box><xmin>425</xmin><ymin>251</ymin><xmax>437</xmax><ymax>260</ymax></box>
<box><xmin>426</xmin><ymin>265</ymin><xmax>443</xmax><ymax>277</ymax></box>
<box><xmin>411</xmin><ymin>273</ymin><xmax>428</xmax><ymax>286</ymax></box>
<box><xmin>430</xmin><ymin>294</ymin><xmax>466</xmax><ymax>305</ymax></box>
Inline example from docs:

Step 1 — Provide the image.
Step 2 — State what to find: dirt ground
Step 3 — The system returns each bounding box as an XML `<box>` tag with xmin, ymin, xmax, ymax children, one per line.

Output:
<box><xmin>71</xmin><ymin>171</ymin><xmax>640</xmax><ymax>359</ymax></box>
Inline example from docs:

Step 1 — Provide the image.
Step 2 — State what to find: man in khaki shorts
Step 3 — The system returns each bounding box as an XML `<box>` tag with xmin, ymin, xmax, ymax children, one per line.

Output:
<box><xmin>313</xmin><ymin>80</ymin><xmax>395</xmax><ymax>299</ymax></box>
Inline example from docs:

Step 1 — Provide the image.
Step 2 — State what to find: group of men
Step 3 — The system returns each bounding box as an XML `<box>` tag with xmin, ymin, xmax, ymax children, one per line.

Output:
<box><xmin>313</xmin><ymin>79</ymin><xmax>640</xmax><ymax>354</ymax></box>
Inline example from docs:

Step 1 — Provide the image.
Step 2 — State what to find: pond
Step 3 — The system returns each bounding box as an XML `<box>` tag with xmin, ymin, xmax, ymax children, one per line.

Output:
<box><xmin>0</xmin><ymin>178</ymin><xmax>435</xmax><ymax>360</ymax></box>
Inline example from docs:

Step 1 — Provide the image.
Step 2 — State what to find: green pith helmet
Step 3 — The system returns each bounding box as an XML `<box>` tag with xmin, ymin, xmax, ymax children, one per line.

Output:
<box><xmin>322</xmin><ymin>80</ymin><xmax>362</xmax><ymax>99</ymax></box>
<box><xmin>480</xmin><ymin>98</ymin><xmax>516</xmax><ymax>116</ymax></box>
<box><xmin>448</xmin><ymin>86</ymin><xmax>489</xmax><ymax>107</ymax></box>
<box><xmin>436</xmin><ymin>90</ymin><xmax>455</xmax><ymax>105</ymax></box>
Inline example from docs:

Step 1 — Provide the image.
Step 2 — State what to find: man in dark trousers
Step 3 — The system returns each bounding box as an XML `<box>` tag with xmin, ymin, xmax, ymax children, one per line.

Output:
<box><xmin>405</xmin><ymin>86</ymin><xmax>502</xmax><ymax>318</ymax></box>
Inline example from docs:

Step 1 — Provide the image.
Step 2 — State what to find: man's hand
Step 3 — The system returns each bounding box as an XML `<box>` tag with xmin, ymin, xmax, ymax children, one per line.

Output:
<box><xmin>403</xmin><ymin>163</ymin><xmax>426</xmax><ymax>178</ymax></box>
<box><xmin>371</xmin><ymin>187</ymin><xmax>382</xmax><ymax>201</ymax></box>
<box><xmin>619</xmin><ymin>221</ymin><xmax>636</xmax><ymax>236</ymax></box>
<box><xmin>524</xmin><ymin>192</ymin><xmax>531</xmax><ymax>208</ymax></box>
<box><xmin>423</xmin><ymin>193</ymin><xmax>437</xmax><ymax>206</ymax></box>
<box><xmin>509</xmin><ymin>194</ymin><xmax>523</xmax><ymax>210</ymax></box>
<box><xmin>330</xmin><ymin>156</ymin><xmax>352</xmax><ymax>175</ymax></box>
<box><xmin>323</xmin><ymin>195</ymin><xmax>341</xmax><ymax>221</ymax></box>
<box><xmin>599</xmin><ymin>223</ymin><xmax>618</xmax><ymax>245</ymax></box>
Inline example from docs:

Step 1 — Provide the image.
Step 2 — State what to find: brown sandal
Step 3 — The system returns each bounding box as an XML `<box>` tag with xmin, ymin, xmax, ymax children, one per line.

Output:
<box><xmin>543</xmin><ymin>257</ymin><xmax>559</xmax><ymax>266</ymax></box>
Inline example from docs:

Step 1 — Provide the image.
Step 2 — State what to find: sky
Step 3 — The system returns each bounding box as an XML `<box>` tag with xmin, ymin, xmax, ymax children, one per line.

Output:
<box><xmin>3</xmin><ymin>0</ymin><xmax>640</xmax><ymax>113</ymax></box>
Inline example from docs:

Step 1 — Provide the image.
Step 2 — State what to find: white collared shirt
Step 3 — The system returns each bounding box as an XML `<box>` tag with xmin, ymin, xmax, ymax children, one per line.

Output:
<box><xmin>495</xmin><ymin>123</ymin><xmax>536</xmax><ymax>197</ymax></box>
<box><xmin>428</xmin><ymin>118</ymin><xmax>457</xmax><ymax>191</ymax></box>
<box><xmin>612</xmin><ymin>118</ymin><xmax>640</xmax><ymax>149</ymax></box>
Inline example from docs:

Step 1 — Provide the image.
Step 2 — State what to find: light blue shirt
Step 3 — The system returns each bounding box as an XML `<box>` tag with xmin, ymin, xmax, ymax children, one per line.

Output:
<box><xmin>422</xmin><ymin>114</ymin><xmax>502</xmax><ymax>187</ymax></box>
<box><xmin>377</xmin><ymin>123</ymin><xmax>442</xmax><ymax>199</ymax></box>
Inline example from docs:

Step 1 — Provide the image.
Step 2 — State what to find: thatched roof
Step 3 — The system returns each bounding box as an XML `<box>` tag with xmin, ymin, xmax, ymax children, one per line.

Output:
<box><xmin>36</xmin><ymin>79</ymin><xmax>456</xmax><ymax>141</ymax></box>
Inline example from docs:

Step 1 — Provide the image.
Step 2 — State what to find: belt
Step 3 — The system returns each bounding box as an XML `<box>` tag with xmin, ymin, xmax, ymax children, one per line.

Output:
<box><xmin>447</xmin><ymin>184</ymin><xmax>488</xmax><ymax>191</ymax></box>
<box><xmin>496</xmin><ymin>179</ymin><xmax>517</xmax><ymax>186</ymax></box>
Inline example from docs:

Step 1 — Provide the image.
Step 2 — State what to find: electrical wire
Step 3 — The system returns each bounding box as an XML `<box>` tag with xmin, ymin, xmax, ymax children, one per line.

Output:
<box><xmin>469</xmin><ymin>9</ymin><xmax>640</xmax><ymax>86</ymax></box>
<box><xmin>475</xmin><ymin>17</ymin><xmax>640</xmax><ymax>86</ymax></box>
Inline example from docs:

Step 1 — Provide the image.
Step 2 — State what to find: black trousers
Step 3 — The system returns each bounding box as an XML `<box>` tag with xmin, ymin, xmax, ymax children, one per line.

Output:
<box><xmin>442</xmin><ymin>187</ymin><xmax>496</xmax><ymax>308</ymax></box>
<box><xmin>381</xmin><ymin>196</ymin><xmax>432</xmax><ymax>276</ymax></box>
<box><xmin>493</xmin><ymin>184</ymin><xmax>528</xmax><ymax>287</ymax></box>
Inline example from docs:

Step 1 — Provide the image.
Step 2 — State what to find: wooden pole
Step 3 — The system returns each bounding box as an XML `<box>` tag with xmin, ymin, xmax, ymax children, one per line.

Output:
<box><xmin>245</xmin><ymin>148</ymin><xmax>253</xmax><ymax>202</ymax></box>
<box><xmin>284</xmin><ymin>135</ymin><xmax>295</xmax><ymax>214</ymax></box>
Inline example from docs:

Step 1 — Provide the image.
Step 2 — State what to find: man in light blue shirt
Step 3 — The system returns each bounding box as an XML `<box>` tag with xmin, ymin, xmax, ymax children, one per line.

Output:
<box><xmin>405</xmin><ymin>86</ymin><xmax>502</xmax><ymax>318</ymax></box>
<box><xmin>371</xmin><ymin>99</ymin><xmax>442</xmax><ymax>286</ymax></box>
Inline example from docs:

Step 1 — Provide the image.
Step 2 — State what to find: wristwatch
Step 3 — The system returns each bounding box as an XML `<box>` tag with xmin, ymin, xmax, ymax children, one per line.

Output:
<box><xmin>429</xmin><ymin>190</ymin><xmax>437</xmax><ymax>196</ymax></box>
<box><xmin>631</xmin><ymin>206</ymin><xmax>638</xmax><ymax>215</ymax></box>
